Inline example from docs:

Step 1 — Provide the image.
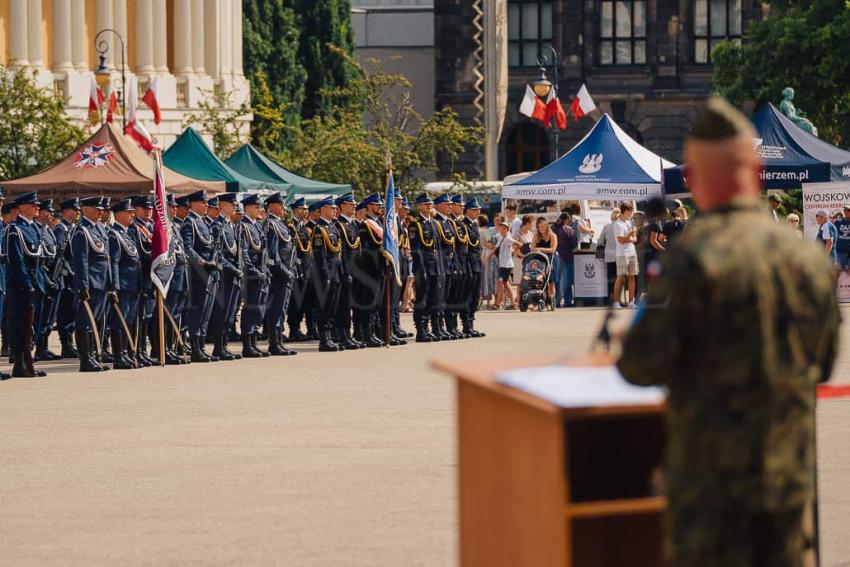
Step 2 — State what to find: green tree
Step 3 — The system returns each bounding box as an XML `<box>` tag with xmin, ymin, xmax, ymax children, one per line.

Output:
<box><xmin>712</xmin><ymin>0</ymin><xmax>850</xmax><ymax>146</ymax></box>
<box><xmin>243</xmin><ymin>0</ymin><xmax>306</xmax><ymax>143</ymax></box>
<box><xmin>182</xmin><ymin>87</ymin><xmax>251</xmax><ymax>159</ymax></box>
<box><xmin>0</xmin><ymin>65</ymin><xmax>86</xmax><ymax>179</ymax></box>
<box><xmin>274</xmin><ymin>51</ymin><xmax>482</xmax><ymax>196</ymax></box>
<box><xmin>294</xmin><ymin>0</ymin><xmax>357</xmax><ymax>119</ymax></box>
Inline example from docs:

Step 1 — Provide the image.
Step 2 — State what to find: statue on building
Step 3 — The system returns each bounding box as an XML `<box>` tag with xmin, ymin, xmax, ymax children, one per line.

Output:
<box><xmin>779</xmin><ymin>87</ymin><xmax>818</xmax><ymax>137</ymax></box>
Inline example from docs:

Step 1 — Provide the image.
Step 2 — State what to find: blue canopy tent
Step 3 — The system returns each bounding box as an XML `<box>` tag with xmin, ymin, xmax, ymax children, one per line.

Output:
<box><xmin>503</xmin><ymin>114</ymin><xmax>676</xmax><ymax>201</ymax></box>
<box><xmin>665</xmin><ymin>103</ymin><xmax>850</xmax><ymax>194</ymax></box>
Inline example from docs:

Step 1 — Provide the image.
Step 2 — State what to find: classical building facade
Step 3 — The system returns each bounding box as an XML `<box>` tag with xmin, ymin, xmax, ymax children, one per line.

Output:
<box><xmin>435</xmin><ymin>0</ymin><xmax>766</xmax><ymax>179</ymax></box>
<box><xmin>0</xmin><ymin>0</ymin><xmax>250</xmax><ymax>148</ymax></box>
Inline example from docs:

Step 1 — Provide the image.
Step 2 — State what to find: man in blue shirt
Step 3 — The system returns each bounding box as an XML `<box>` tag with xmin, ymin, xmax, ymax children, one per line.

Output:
<box><xmin>815</xmin><ymin>208</ymin><xmax>839</xmax><ymax>265</ymax></box>
<box><xmin>833</xmin><ymin>203</ymin><xmax>850</xmax><ymax>271</ymax></box>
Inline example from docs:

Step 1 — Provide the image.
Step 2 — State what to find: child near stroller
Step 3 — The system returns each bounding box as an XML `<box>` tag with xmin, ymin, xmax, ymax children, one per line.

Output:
<box><xmin>519</xmin><ymin>252</ymin><xmax>552</xmax><ymax>312</ymax></box>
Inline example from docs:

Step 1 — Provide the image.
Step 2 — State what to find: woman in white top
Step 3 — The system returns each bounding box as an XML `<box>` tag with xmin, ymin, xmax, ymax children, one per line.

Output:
<box><xmin>513</xmin><ymin>215</ymin><xmax>534</xmax><ymax>282</ymax></box>
<box><xmin>595</xmin><ymin>208</ymin><xmax>620</xmax><ymax>299</ymax></box>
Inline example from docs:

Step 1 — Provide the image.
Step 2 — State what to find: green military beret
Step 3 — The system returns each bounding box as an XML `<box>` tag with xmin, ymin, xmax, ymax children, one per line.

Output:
<box><xmin>688</xmin><ymin>97</ymin><xmax>754</xmax><ymax>141</ymax></box>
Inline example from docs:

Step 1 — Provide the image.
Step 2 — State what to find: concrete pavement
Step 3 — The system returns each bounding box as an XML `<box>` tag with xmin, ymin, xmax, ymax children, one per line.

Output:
<box><xmin>0</xmin><ymin>307</ymin><xmax>848</xmax><ymax>566</ymax></box>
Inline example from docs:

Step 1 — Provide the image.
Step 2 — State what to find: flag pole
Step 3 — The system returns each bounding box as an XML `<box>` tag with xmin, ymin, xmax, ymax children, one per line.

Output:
<box><xmin>157</xmin><ymin>289</ymin><xmax>165</xmax><ymax>366</ymax></box>
<box><xmin>385</xmin><ymin>261</ymin><xmax>392</xmax><ymax>348</ymax></box>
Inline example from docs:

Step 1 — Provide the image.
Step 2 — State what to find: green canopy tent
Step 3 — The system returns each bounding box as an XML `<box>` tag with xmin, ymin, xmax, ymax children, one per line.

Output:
<box><xmin>225</xmin><ymin>144</ymin><xmax>350</xmax><ymax>204</ymax></box>
<box><xmin>163</xmin><ymin>128</ymin><xmax>291</xmax><ymax>194</ymax></box>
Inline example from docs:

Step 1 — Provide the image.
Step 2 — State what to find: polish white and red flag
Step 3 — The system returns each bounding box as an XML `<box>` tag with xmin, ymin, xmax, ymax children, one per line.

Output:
<box><xmin>543</xmin><ymin>89</ymin><xmax>568</xmax><ymax>131</ymax></box>
<box><xmin>124</xmin><ymin>75</ymin><xmax>155</xmax><ymax>152</ymax></box>
<box><xmin>570</xmin><ymin>84</ymin><xmax>597</xmax><ymax>121</ymax></box>
<box><xmin>519</xmin><ymin>84</ymin><xmax>547</xmax><ymax>123</ymax></box>
<box><xmin>150</xmin><ymin>149</ymin><xmax>175</xmax><ymax>296</ymax></box>
<box><xmin>142</xmin><ymin>77</ymin><xmax>162</xmax><ymax>125</ymax></box>
<box><xmin>105</xmin><ymin>90</ymin><xmax>119</xmax><ymax>123</ymax></box>
<box><xmin>89</xmin><ymin>75</ymin><xmax>105</xmax><ymax>114</ymax></box>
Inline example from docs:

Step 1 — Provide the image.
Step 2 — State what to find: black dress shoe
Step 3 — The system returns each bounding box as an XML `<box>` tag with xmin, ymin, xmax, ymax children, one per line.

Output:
<box><xmin>0</xmin><ymin>371</ymin><xmax>10</xmax><ymax>380</ymax></box>
<box><xmin>415</xmin><ymin>333</ymin><xmax>434</xmax><ymax>343</ymax></box>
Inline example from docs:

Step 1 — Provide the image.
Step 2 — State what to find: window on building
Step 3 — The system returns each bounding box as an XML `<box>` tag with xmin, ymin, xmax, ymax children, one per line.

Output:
<box><xmin>694</xmin><ymin>0</ymin><xmax>742</xmax><ymax>64</ymax></box>
<box><xmin>508</xmin><ymin>1</ymin><xmax>553</xmax><ymax>67</ymax></box>
<box><xmin>599</xmin><ymin>1</ymin><xmax>646</xmax><ymax>66</ymax></box>
<box><xmin>504</xmin><ymin>123</ymin><xmax>550</xmax><ymax>176</ymax></box>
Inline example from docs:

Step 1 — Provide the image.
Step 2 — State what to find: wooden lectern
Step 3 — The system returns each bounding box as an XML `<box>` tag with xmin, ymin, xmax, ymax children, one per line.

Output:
<box><xmin>434</xmin><ymin>358</ymin><xmax>667</xmax><ymax>567</ymax></box>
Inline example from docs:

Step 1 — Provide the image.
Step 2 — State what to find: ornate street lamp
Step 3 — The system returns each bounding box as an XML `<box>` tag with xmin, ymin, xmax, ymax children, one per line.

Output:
<box><xmin>94</xmin><ymin>29</ymin><xmax>127</xmax><ymax>129</ymax></box>
<box><xmin>531</xmin><ymin>45</ymin><xmax>561</xmax><ymax>159</ymax></box>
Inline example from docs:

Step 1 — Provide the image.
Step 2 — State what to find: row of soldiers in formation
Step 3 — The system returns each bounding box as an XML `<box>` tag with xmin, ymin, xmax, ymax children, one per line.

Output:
<box><xmin>0</xmin><ymin>187</ymin><xmax>485</xmax><ymax>377</ymax></box>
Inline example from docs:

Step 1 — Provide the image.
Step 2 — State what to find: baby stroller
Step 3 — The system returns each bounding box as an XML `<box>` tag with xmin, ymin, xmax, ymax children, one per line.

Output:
<box><xmin>519</xmin><ymin>252</ymin><xmax>552</xmax><ymax>312</ymax></box>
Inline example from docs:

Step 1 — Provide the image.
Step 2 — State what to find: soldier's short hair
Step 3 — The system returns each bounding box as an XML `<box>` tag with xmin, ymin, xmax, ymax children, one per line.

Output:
<box><xmin>688</xmin><ymin>97</ymin><xmax>756</xmax><ymax>141</ymax></box>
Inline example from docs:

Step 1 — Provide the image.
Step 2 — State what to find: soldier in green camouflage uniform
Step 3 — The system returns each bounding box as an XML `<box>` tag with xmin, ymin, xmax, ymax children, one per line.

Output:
<box><xmin>617</xmin><ymin>98</ymin><xmax>841</xmax><ymax>567</ymax></box>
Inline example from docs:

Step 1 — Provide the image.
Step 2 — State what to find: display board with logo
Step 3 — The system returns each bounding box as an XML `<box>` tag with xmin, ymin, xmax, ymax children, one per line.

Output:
<box><xmin>801</xmin><ymin>182</ymin><xmax>850</xmax><ymax>303</ymax></box>
<box><xmin>573</xmin><ymin>251</ymin><xmax>608</xmax><ymax>304</ymax></box>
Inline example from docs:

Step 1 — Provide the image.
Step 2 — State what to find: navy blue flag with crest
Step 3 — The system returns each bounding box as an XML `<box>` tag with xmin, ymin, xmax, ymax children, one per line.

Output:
<box><xmin>382</xmin><ymin>169</ymin><xmax>402</xmax><ymax>285</ymax></box>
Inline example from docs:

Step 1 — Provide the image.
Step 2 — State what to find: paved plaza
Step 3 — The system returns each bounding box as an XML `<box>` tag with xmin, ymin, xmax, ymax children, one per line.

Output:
<box><xmin>0</xmin><ymin>307</ymin><xmax>848</xmax><ymax>566</ymax></box>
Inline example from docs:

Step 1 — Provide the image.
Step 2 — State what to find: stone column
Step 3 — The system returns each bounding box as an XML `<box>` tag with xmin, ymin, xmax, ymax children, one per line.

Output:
<box><xmin>96</xmin><ymin>0</ymin><xmax>114</xmax><ymax>66</ymax></box>
<box><xmin>154</xmin><ymin>0</ymin><xmax>169</xmax><ymax>73</ymax></box>
<box><xmin>71</xmin><ymin>0</ymin><xmax>87</xmax><ymax>70</ymax></box>
<box><xmin>28</xmin><ymin>0</ymin><xmax>44</xmax><ymax>69</ymax></box>
<box><xmin>135</xmin><ymin>0</ymin><xmax>155</xmax><ymax>75</ymax></box>
<box><xmin>173</xmin><ymin>0</ymin><xmax>194</xmax><ymax>76</ymax></box>
<box><xmin>232</xmin><ymin>0</ymin><xmax>243</xmax><ymax>75</ymax></box>
<box><xmin>113</xmin><ymin>0</ymin><xmax>128</xmax><ymax>63</ymax></box>
<box><xmin>53</xmin><ymin>0</ymin><xmax>75</xmax><ymax>72</ymax></box>
<box><xmin>205</xmin><ymin>0</ymin><xmax>220</xmax><ymax>79</ymax></box>
<box><xmin>219</xmin><ymin>0</ymin><xmax>232</xmax><ymax>77</ymax></box>
<box><xmin>192</xmin><ymin>0</ymin><xmax>206</xmax><ymax>75</ymax></box>
<box><xmin>8</xmin><ymin>0</ymin><xmax>29</xmax><ymax>66</ymax></box>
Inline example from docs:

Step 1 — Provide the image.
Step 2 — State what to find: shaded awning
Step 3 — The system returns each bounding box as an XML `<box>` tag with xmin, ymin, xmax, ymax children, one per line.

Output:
<box><xmin>3</xmin><ymin>123</ymin><xmax>224</xmax><ymax>198</ymax></box>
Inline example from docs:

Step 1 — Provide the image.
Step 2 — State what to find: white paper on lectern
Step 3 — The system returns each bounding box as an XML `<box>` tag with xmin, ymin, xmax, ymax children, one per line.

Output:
<box><xmin>496</xmin><ymin>366</ymin><xmax>665</xmax><ymax>408</ymax></box>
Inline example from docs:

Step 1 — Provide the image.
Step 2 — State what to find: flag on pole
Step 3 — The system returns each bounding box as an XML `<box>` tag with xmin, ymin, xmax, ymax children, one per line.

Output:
<box><xmin>543</xmin><ymin>89</ymin><xmax>568</xmax><ymax>131</ymax></box>
<box><xmin>519</xmin><ymin>84</ymin><xmax>547</xmax><ymax>123</ymax></box>
<box><xmin>570</xmin><ymin>84</ymin><xmax>597</xmax><ymax>121</ymax></box>
<box><xmin>106</xmin><ymin>90</ymin><xmax>118</xmax><ymax>123</ymax></box>
<box><xmin>381</xmin><ymin>168</ymin><xmax>402</xmax><ymax>286</ymax></box>
<box><xmin>124</xmin><ymin>75</ymin><xmax>155</xmax><ymax>152</ymax></box>
<box><xmin>142</xmin><ymin>77</ymin><xmax>162</xmax><ymax>125</ymax></box>
<box><xmin>89</xmin><ymin>75</ymin><xmax>104</xmax><ymax>114</ymax></box>
<box><xmin>150</xmin><ymin>150</ymin><xmax>176</xmax><ymax>296</ymax></box>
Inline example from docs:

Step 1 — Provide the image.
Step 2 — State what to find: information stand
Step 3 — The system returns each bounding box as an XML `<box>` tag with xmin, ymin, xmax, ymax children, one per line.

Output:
<box><xmin>572</xmin><ymin>250</ymin><xmax>608</xmax><ymax>306</ymax></box>
<box><xmin>433</xmin><ymin>357</ymin><xmax>667</xmax><ymax>567</ymax></box>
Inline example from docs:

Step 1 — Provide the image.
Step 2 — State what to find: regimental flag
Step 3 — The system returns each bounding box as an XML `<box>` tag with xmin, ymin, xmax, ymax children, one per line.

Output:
<box><xmin>570</xmin><ymin>84</ymin><xmax>597</xmax><ymax>121</ymax></box>
<box><xmin>150</xmin><ymin>150</ymin><xmax>176</xmax><ymax>296</ymax></box>
<box><xmin>519</xmin><ymin>84</ymin><xmax>547</xmax><ymax>123</ymax></box>
<box><xmin>89</xmin><ymin>75</ymin><xmax>105</xmax><ymax>115</ymax></box>
<box><xmin>142</xmin><ymin>77</ymin><xmax>162</xmax><ymax>125</ymax></box>
<box><xmin>543</xmin><ymin>89</ymin><xmax>568</xmax><ymax>131</ymax></box>
<box><xmin>382</xmin><ymin>168</ymin><xmax>402</xmax><ymax>286</ymax></box>
<box><xmin>124</xmin><ymin>75</ymin><xmax>154</xmax><ymax>152</ymax></box>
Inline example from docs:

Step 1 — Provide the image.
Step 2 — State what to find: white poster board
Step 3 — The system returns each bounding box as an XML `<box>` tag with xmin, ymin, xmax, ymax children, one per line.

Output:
<box><xmin>573</xmin><ymin>253</ymin><xmax>608</xmax><ymax>299</ymax></box>
<box><xmin>802</xmin><ymin>183</ymin><xmax>850</xmax><ymax>303</ymax></box>
<box><xmin>801</xmin><ymin>182</ymin><xmax>850</xmax><ymax>239</ymax></box>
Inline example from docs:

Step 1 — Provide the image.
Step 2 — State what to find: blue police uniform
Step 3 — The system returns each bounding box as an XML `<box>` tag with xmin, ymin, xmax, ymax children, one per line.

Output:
<box><xmin>462</xmin><ymin>199</ymin><xmax>485</xmax><ymax>338</ymax></box>
<box><xmin>181</xmin><ymin>193</ymin><xmax>221</xmax><ymax>362</ymax></box>
<box><xmin>107</xmin><ymin>205</ymin><xmax>141</xmax><ymax>370</ymax></box>
<box><xmin>54</xmin><ymin>199</ymin><xmax>80</xmax><ymax>358</ymax></box>
<box><xmin>239</xmin><ymin>196</ymin><xmax>270</xmax><ymax>357</ymax></box>
<box><xmin>408</xmin><ymin>193</ymin><xmax>443</xmax><ymax>342</ymax></box>
<box><xmin>311</xmin><ymin>203</ymin><xmax>345</xmax><ymax>352</ymax></box>
<box><xmin>72</xmin><ymin>207</ymin><xmax>113</xmax><ymax>372</ymax></box>
<box><xmin>128</xmin><ymin>198</ymin><xmax>155</xmax><ymax>366</ymax></box>
<box><xmin>34</xmin><ymin>202</ymin><xmax>62</xmax><ymax>360</ymax></box>
<box><xmin>333</xmin><ymin>193</ymin><xmax>365</xmax><ymax>350</ymax></box>
<box><xmin>263</xmin><ymin>192</ymin><xmax>297</xmax><ymax>356</ymax></box>
<box><xmin>286</xmin><ymin>201</ymin><xmax>314</xmax><ymax>341</ymax></box>
<box><xmin>165</xmin><ymin>212</ymin><xmax>190</xmax><ymax>364</ymax></box>
<box><xmin>207</xmin><ymin>194</ymin><xmax>243</xmax><ymax>361</ymax></box>
<box><xmin>6</xmin><ymin>195</ymin><xmax>46</xmax><ymax>377</ymax></box>
<box><xmin>353</xmin><ymin>194</ymin><xmax>388</xmax><ymax>347</ymax></box>
<box><xmin>0</xmin><ymin>206</ymin><xmax>10</xmax><ymax>366</ymax></box>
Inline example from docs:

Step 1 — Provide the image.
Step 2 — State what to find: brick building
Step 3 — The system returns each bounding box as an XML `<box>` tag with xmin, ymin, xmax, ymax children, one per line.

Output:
<box><xmin>435</xmin><ymin>0</ymin><xmax>766</xmax><ymax>179</ymax></box>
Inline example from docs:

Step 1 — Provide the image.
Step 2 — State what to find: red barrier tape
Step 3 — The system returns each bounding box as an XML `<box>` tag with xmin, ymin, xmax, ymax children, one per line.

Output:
<box><xmin>817</xmin><ymin>384</ymin><xmax>850</xmax><ymax>399</ymax></box>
